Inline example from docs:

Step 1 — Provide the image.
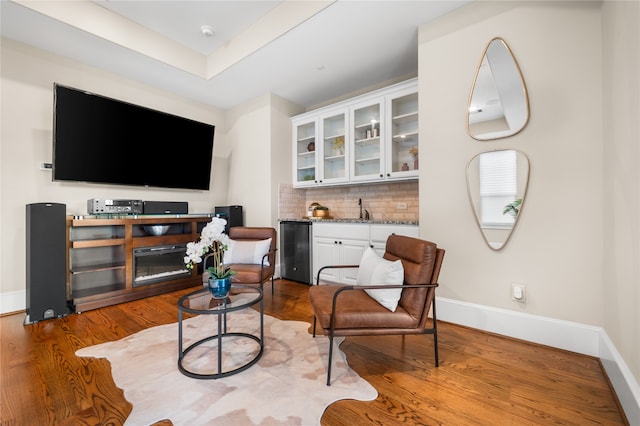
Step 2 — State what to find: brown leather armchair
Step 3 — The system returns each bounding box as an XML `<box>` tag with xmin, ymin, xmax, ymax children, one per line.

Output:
<box><xmin>202</xmin><ymin>227</ymin><xmax>278</xmax><ymax>294</ymax></box>
<box><xmin>309</xmin><ymin>234</ymin><xmax>445</xmax><ymax>385</ymax></box>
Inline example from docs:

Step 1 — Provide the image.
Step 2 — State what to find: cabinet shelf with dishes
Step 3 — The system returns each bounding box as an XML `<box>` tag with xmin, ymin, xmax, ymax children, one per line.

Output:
<box><xmin>293</xmin><ymin>119</ymin><xmax>318</xmax><ymax>186</ymax></box>
<box><xmin>320</xmin><ymin>110</ymin><xmax>348</xmax><ymax>184</ymax></box>
<box><xmin>293</xmin><ymin>108</ymin><xmax>350</xmax><ymax>186</ymax></box>
<box><xmin>292</xmin><ymin>78</ymin><xmax>418</xmax><ymax>187</ymax></box>
<box><xmin>350</xmin><ymin>99</ymin><xmax>382</xmax><ymax>182</ymax></box>
<box><xmin>387</xmin><ymin>89</ymin><xmax>419</xmax><ymax>176</ymax></box>
<box><xmin>66</xmin><ymin>215</ymin><xmax>212</xmax><ymax>312</ymax></box>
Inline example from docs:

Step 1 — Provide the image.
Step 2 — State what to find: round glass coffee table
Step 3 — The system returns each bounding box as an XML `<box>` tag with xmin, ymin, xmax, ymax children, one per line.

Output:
<box><xmin>177</xmin><ymin>285</ymin><xmax>263</xmax><ymax>379</ymax></box>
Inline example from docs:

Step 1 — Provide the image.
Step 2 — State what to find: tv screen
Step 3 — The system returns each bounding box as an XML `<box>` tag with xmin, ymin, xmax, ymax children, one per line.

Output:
<box><xmin>52</xmin><ymin>84</ymin><xmax>215</xmax><ymax>190</ymax></box>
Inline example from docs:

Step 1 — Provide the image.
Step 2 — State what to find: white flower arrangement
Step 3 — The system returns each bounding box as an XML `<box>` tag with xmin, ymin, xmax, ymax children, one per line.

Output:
<box><xmin>184</xmin><ymin>217</ymin><xmax>235</xmax><ymax>279</ymax></box>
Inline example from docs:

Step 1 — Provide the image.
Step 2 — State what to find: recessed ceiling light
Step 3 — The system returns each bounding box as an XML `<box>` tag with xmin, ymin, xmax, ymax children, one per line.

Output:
<box><xmin>200</xmin><ymin>25</ymin><xmax>214</xmax><ymax>37</ymax></box>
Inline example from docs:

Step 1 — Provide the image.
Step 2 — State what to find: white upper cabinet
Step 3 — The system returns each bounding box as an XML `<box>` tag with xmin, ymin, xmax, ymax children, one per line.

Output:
<box><xmin>292</xmin><ymin>79</ymin><xmax>418</xmax><ymax>187</ymax></box>
<box><xmin>293</xmin><ymin>108</ymin><xmax>349</xmax><ymax>187</ymax></box>
<box><xmin>350</xmin><ymin>98</ymin><xmax>384</xmax><ymax>182</ymax></box>
<box><xmin>293</xmin><ymin>117</ymin><xmax>318</xmax><ymax>187</ymax></box>
<box><xmin>387</xmin><ymin>87</ymin><xmax>419</xmax><ymax>178</ymax></box>
<box><xmin>319</xmin><ymin>108</ymin><xmax>349</xmax><ymax>185</ymax></box>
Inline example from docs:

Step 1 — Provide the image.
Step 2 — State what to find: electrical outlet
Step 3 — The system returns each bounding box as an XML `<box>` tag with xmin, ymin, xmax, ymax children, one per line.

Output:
<box><xmin>397</xmin><ymin>202</ymin><xmax>407</xmax><ymax>210</ymax></box>
<box><xmin>511</xmin><ymin>283</ymin><xmax>526</xmax><ymax>302</ymax></box>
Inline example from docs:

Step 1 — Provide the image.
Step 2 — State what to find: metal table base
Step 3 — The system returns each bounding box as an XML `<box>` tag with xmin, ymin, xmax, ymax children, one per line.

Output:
<box><xmin>177</xmin><ymin>285</ymin><xmax>264</xmax><ymax>379</ymax></box>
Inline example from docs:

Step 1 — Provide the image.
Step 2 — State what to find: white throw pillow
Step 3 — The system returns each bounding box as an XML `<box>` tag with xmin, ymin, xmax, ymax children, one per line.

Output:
<box><xmin>356</xmin><ymin>247</ymin><xmax>404</xmax><ymax>312</ymax></box>
<box><xmin>224</xmin><ymin>238</ymin><xmax>271</xmax><ymax>265</ymax></box>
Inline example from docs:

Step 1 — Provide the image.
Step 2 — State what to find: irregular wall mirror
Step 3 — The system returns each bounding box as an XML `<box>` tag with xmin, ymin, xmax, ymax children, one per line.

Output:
<box><xmin>466</xmin><ymin>149</ymin><xmax>530</xmax><ymax>250</ymax></box>
<box><xmin>467</xmin><ymin>37</ymin><xmax>529</xmax><ymax>140</ymax></box>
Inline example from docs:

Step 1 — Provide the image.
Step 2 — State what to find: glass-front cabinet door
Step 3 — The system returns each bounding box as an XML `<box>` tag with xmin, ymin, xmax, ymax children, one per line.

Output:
<box><xmin>351</xmin><ymin>99</ymin><xmax>383</xmax><ymax>182</ymax></box>
<box><xmin>387</xmin><ymin>88</ymin><xmax>419</xmax><ymax>178</ymax></box>
<box><xmin>293</xmin><ymin>118</ymin><xmax>317</xmax><ymax>187</ymax></box>
<box><xmin>319</xmin><ymin>109</ymin><xmax>348</xmax><ymax>185</ymax></box>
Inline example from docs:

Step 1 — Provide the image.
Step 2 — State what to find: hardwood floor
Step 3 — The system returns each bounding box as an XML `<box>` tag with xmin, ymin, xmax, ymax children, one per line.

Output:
<box><xmin>1</xmin><ymin>279</ymin><xmax>628</xmax><ymax>425</ymax></box>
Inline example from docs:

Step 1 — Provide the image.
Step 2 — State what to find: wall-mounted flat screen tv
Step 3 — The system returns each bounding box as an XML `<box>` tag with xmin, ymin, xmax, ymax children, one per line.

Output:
<box><xmin>53</xmin><ymin>84</ymin><xmax>215</xmax><ymax>190</ymax></box>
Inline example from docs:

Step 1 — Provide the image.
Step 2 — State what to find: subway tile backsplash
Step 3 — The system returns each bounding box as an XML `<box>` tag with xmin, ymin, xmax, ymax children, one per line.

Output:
<box><xmin>278</xmin><ymin>181</ymin><xmax>418</xmax><ymax>221</ymax></box>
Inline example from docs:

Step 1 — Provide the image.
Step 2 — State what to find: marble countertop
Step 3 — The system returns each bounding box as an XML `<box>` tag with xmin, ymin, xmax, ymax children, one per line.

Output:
<box><xmin>278</xmin><ymin>217</ymin><xmax>418</xmax><ymax>225</ymax></box>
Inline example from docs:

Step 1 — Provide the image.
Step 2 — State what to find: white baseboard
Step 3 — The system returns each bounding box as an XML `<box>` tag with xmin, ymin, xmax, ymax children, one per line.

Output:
<box><xmin>599</xmin><ymin>331</ymin><xmax>640</xmax><ymax>425</ymax></box>
<box><xmin>437</xmin><ymin>297</ymin><xmax>639</xmax><ymax>425</ymax></box>
<box><xmin>436</xmin><ymin>297</ymin><xmax>601</xmax><ymax>354</ymax></box>
<box><xmin>1</xmin><ymin>289</ymin><xmax>25</xmax><ymax>315</ymax></box>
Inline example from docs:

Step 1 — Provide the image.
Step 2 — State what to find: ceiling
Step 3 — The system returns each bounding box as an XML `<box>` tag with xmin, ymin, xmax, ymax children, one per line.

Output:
<box><xmin>1</xmin><ymin>0</ymin><xmax>472</xmax><ymax>110</ymax></box>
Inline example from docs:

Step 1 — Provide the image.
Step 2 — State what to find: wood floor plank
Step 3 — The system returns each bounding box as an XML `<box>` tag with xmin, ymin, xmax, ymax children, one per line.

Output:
<box><xmin>0</xmin><ymin>279</ymin><xmax>628</xmax><ymax>425</ymax></box>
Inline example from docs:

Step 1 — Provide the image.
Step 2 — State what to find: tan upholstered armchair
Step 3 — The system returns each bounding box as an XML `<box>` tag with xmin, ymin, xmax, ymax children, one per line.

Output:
<box><xmin>202</xmin><ymin>227</ymin><xmax>278</xmax><ymax>294</ymax></box>
<box><xmin>308</xmin><ymin>234</ymin><xmax>445</xmax><ymax>385</ymax></box>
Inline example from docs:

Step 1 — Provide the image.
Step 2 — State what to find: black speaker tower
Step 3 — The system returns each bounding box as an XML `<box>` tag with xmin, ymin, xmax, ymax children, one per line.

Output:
<box><xmin>25</xmin><ymin>203</ymin><xmax>69</xmax><ymax>324</ymax></box>
<box><xmin>214</xmin><ymin>205</ymin><xmax>243</xmax><ymax>234</ymax></box>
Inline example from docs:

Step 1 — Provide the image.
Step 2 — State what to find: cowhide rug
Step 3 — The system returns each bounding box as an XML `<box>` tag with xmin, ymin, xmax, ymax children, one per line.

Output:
<box><xmin>76</xmin><ymin>309</ymin><xmax>377</xmax><ymax>425</ymax></box>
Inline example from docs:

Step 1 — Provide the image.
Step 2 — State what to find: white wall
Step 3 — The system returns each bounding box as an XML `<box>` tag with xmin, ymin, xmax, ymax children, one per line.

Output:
<box><xmin>223</xmin><ymin>95</ymin><xmax>275</xmax><ymax>228</ymax></box>
<box><xmin>0</xmin><ymin>37</ymin><xmax>297</xmax><ymax>312</ymax></box>
<box><xmin>269</xmin><ymin>94</ymin><xmax>302</xmax><ymax>228</ymax></box>
<box><xmin>0</xmin><ymin>39</ymin><xmax>227</xmax><ymax>305</ymax></box>
<box><xmin>418</xmin><ymin>1</ymin><xmax>638</xmax><ymax>421</ymax></box>
<box><xmin>602</xmin><ymin>0</ymin><xmax>640</xmax><ymax>417</ymax></box>
<box><xmin>215</xmin><ymin>92</ymin><xmax>299</xmax><ymax>231</ymax></box>
<box><xmin>420</xmin><ymin>1</ymin><xmax>602</xmax><ymax>323</ymax></box>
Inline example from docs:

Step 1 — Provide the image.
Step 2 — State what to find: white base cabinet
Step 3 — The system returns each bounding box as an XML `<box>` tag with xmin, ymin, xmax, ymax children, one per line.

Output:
<box><xmin>369</xmin><ymin>224</ymin><xmax>420</xmax><ymax>256</ymax></box>
<box><xmin>313</xmin><ymin>223</ymin><xmax>369</xmax><ymax>285</ymax></box>
<box><xmin>312</xmin><ymin>222</ymin><xmax>419</xmax><ymax>284</ymax></box>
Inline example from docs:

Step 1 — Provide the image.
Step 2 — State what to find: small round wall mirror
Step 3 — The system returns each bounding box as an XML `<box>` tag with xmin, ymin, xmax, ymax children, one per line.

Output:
<box><xmin>467</xmin><ymin>37</ymin><xmax>530</xmax><ymax>141</ymax></box>
<box><xmin>466</xmin><ymin>149</ymin><xmax>530</xmax><ymax>250</ymax></box>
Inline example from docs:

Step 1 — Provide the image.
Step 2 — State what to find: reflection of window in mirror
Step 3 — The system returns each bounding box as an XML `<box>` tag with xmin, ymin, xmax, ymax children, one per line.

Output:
<box><xmin>468</xmin><ymin>38</ymin><xmax>530</xmax><ymax>141</ymax></box>
<box><xmin>479</xmin><ymin>150</ymin><xmax>517</xmax><ymax>229</ymax></box>
<box><xmin>466</xmin><ymin>150</ymin><xmax>530</xmax><ymax>250</ymax></box>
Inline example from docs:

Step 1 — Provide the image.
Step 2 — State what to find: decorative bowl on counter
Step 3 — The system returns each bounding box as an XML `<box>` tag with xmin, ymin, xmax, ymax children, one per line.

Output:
<box><xmin>313</xmin><ymin>208</ymin><xmax>330</xmax><ymax>218</ymax></box>
<box><xmin>143</xmin><ymin>225</ymin><xmax>170</xmax><ymax>236</ymax></box>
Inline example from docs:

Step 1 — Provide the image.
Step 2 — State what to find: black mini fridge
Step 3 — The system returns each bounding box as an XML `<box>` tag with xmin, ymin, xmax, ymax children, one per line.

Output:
<box><xmin>280</xmin><ymin>221</ymin><xmax>312</xmax><ymax>285</ymax></box>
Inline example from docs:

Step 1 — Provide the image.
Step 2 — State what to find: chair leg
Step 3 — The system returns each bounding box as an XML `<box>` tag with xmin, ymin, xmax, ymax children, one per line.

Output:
<box><xmin>326</xmin><ymin>335</ymin><xmax>334</xmax><ymax>386</ymax></box>
<box><xmin>271</xmin><ymin>275</ymin><xmax>275</xmax><ymax>295</ymax></box>
<box><xmin>432</xmin><ymin>298</ymin><xmax>439</xmax><ymax>367</ymax></box>
<box><xmin>311</xmin><ymin>317</ymin><xmax>333</xmax><ymax>385</ymax></box>
<box><xmin>433</xmin><ymin>329</ymin><xmax>439</xmax><ymax>367</ymax></box>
